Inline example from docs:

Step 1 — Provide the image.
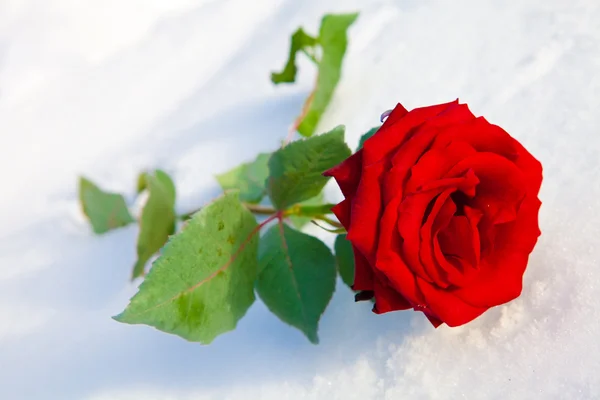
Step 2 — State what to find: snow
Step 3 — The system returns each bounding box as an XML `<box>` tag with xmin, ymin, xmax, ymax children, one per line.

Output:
<box><xmin>1</xmin><ymin>0</ymin><xmax>599</xmax><ymax>398</ymax></box>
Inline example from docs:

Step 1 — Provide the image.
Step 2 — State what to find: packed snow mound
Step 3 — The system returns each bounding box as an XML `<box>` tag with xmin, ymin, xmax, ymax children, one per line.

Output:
<box><xmin>0</xmin><ymin>0</ymin><xmax>599</xmax><ymax>399</ymax></box>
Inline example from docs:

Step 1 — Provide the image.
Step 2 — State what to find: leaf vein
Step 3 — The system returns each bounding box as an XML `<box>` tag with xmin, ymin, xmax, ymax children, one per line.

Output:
<box><xmin>278</xmin><ymin>219</ymin><xmax>311</xmax><ymax>333</ymax></box>
<box><xmin>123</xmin><ymin>214</ymin><xmax>272</xmax><ymax>319</ymax></box>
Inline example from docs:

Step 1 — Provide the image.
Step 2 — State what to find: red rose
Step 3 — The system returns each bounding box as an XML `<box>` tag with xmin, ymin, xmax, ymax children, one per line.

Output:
<box><xmin>325</xmin><ymin>100</ymin><xmax>542</xmax><ymax>327</ymax></box>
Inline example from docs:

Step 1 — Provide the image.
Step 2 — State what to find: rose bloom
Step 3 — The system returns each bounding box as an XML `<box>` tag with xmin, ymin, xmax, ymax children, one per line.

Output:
<box><xmin>325</xmin><ymin>100</ymin><xmax>542</xmax><ymax>327</ymax></box>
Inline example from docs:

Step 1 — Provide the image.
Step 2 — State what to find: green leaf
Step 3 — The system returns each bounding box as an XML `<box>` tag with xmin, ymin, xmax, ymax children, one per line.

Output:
<box><xmin>267</xmin><ymin>125</ymin><xmax>351</xmax><ymax>210</ymax></box>
<box><xmin>136</xmin><ymin>171</ymin><xmax>148</xmax><ymax>194</ymax></box>
<box><xmin>334</xmin><ymin>234</ymin><xmax>355</xmax><ymax>290</ymax></box>
<box><xmin>215</xmin><ymin>153</ymin><xmax>270</xmax><ymax>203</ymax></box>
<box><xmin>256</xmin><ymin>223</ymin><xmax>336</xmax><ymax>344</ymax></box>
<box><xmin>78</xmin><ymin>176</ymin><xmax>134</xmax><ymax>234</ymax></box>
<box><xmin>288</xmin><ymin>192</ymin><xmax>324</xmax><ymax>229</ymax></box>
<box><xmin>132</xmin><ymin>170</ymin><xmax>177</xmax><ymax>279</ymax></box>
<box><xmin>356</xmin><ymin>126</ymin><xmax>379</xmax><ymax>151</ymax></box>
<box><xmin>271</xmin><ymin>28</ymin><xmax>318</xmax><ymax>84</ymax></box>
<box><xmin>297</xmin><ymin>13</ymin><xmax>359</xmax><ymax>137</ymax></box>
<box><xmin>114</xmin><ymin>192</ymin><xmax>259</xmax><ymax>344</ymax></box>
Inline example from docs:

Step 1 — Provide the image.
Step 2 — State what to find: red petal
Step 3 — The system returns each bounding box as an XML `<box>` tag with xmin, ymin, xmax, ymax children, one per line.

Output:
<box><xmin>349</xmin><ymin>101</ymin><xmax>477</xmax><ymax>264</ymax></box>
<box><xmin>421</xmin><ymin>102</ymin><xmax>476</xmax><ymax>129</ymax></box>
<box><xmin>510</xmin><ymin>137</ymin><xmax>543</xmax><ymax>195</ymax></box>
<box><xmin>352</xmin><ymin>246</ymin><xmax>375</xmax><ymax>291</ymax></box>
<box><xmin>417</xmin><ymin>277</ymin><xmax>488</xmax><ymax>326</ymax></box>
<box><xmin>424</xmin><ymin>313</ymin><xmax>443</xmax><ymax>328</ymax></box>
<box><xmin>404</xmin><ymin>140</ymin><xmax>477</xmax><ymax>194</ymax></box>
<box><xmin>397</xmin><ymin>189</ymin><xmax>441</xmax><ymax>283</ymax></box>
<box><xmin>323</xmin><ymin>150</ymin><xmax>363</xmax><ymax>197</ymax></box>
<box><xmin>451</xmin><ymin>250</ymin><xmax>528</xmax><ymax>308</ymax></box>
<box><xmin>382</xmin><ymin>127</ymin><xmax>440</xmax><ymax>204</ymax></box>
<box><xmin>397</xmin><ymin>171</ymin><xmax>480</xmax><ymax>284</ymax></box>
<box><xmin>363</xmin><ymin>100</ymin><xmax>460</xmax><ymax>165</ymax></box>
<box><xmin>434</xmin><ymin>117</ymin><xmax>542</xmax><ymax>196</ymax></box>
<box><xmin>374</xmin><ymin>195</ymin><xmax>426</xmax><ymax>306</ymax></box>
<box><xmin>437</xmin><ymin>206</ymin><xmax>483</xmax><ymax>271</ymax></box>
<box><xmin>331</xmin><ymin>199</ymin><xmax>352</xmax><ymax>229</ymax></box>
<box><xmin>495</xmin><ymin>195</ymin><xmax>542</xmax><ymax>253</ymax></box>
<box><xmin>382</xmin><ymin>103</ymin><xmax>409</xmax><ymax>125</ymax></box>
<box><xmin>419</xmin><ymin>189</ymin><xmax>456</xmax><ymax>288</ymax></box>
<box><xmin>347</xmin><ymin>161</ymin><xmax>387</xmax><ymax>263</ymax></box>
<box><xmin>372</xmin><ymin>276</ymin><xmax>412</xmax><ymax>314</ymax></box>
<box><xmin>452</xmin><ymin>195</ymin><xmax>541</xmax><ymax>307</ymax></box>
<box><xmin>433</xmin><ymin>117</ymin><xmax>518</xmax><ymax>159</ymax></box>
<box><xmin>416</xmin><ymin>168</ymin><xmax>480</xmax><ymax>197</ymax></box>
<box><xmin>447</xmin><ymin>153</ymin><xmax>527</xmax><ymax>224</ymax></box>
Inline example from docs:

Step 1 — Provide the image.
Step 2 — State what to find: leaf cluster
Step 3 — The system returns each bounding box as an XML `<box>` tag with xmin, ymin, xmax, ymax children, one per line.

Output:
<box><xmin>79</xmin><ymin>12</ymin><xmax>376</xmax><ymax>345</ymax></box>
<box><xmin>272</xmin><ymin>13</ymin><xmax>359</xmax><ymax>138</ymax></box>
<box><xmin>80</xmin><ymin>126</ymin><xmax>376</xmax><ymax>343</ymax></box>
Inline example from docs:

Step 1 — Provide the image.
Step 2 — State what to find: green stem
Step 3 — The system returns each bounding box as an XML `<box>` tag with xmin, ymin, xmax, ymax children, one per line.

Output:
<box><xmin>310</xmin><ymin>220</ymin><xmax>346</xmax><ymax>234</ymax></box>
<box><xmin>179</xmin><ymin>203</ymin><xmax>277</xmax><ymax>220</ymax></box>
<box><xmin>313</xmin><ymin>215</ymin><xmax>344</xmax><ymax>228</ymax></box>
<box><xmin>284</xmin><ymin>203</ymin><xmax>337</xmax><ymax>217</ymax></box>
<box><xmin>244</xmin><ymin>203</ymin><xmax>278</xmax><ymax>215</ymax></box>
<box><xmin>179</xmin><ymin>202</ymin><xmax>337</xmax><ymax>221</ymax></box>
<box><xmin>301</xmin><ymin>48</ymin><xmax>319</xmax><ymax>65</ymax></box>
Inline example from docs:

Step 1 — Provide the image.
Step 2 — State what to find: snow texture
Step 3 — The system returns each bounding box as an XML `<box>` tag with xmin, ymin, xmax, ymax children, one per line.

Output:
<box><xmin>1</xmin><ymin>0</ymin><xmax>599</xmax><ymax>399</ymax></box>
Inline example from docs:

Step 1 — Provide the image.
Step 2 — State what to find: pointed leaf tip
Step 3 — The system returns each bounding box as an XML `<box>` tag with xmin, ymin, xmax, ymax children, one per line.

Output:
<box><xmin>131</xmin><ymin>169</ymin><xmax>177</xmax><ymax>279</ymax></box>
<box><xmin>267</xmin><ymin>125</ymin><xmax>351</xmax><ymax>210</ymax></box>
<box><xmin>115</xmin><ymin>192</ymin><xmax>259</xmax><ymax>344</ymax></box>
<box><xmin>215</xmin><ymin>153</ymin><xmax>270</xmax><ymax>204</ymax></box>
<box><xmin>136</xmin><ymin>171</ymin><xmax>149</xmax><ymax>194</ymax></box>
<box><xmin>256</xmin><ymin>223</ymin><xmax>336</xmax><ymax>344</ymax></box>
<box><xmin>271</xmin><ymin>28</ymin><xmax>318</xmax><ymax>84</ymax></box>
<box><xmin>295</xmin><ymin>13</ymin><xmax>359</xmax><ymax>137</ymax></box>
<box><xmin>78</xmin><ymin>176</ymin><xmax>134</xmax><ymax>234</ymax></box>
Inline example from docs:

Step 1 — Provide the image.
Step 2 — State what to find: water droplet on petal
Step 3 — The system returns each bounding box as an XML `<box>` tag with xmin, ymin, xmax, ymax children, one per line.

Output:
<box><xmin>380</xmin><ymin>109</ymin><xmax>393</xmax><ymax>123</ymax></box>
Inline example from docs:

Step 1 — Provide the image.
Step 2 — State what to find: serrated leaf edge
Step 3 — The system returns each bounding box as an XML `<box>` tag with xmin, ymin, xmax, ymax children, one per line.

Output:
<box><xmin>116</xmin><ymin>196</ymin><xmax>268</xmax><ymax>321</ymax></box>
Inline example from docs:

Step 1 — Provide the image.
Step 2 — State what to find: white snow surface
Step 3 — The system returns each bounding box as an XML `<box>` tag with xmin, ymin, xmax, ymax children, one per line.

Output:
<box><xmin>1</xmin><ymin>0</ymin><xmax>599</xmax><ymax>399</ymax></box>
